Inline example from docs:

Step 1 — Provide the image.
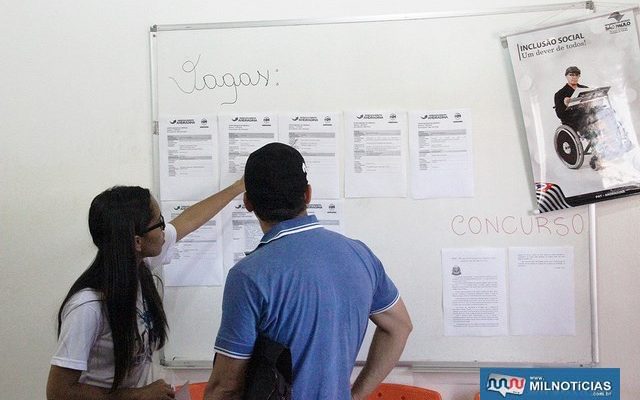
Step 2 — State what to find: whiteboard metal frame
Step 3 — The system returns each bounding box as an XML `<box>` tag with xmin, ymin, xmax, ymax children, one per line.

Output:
<box><xmin>150</xmin><ymin>2</ymin><xmax>593</xmax><ymax>32</ymax></box>
<box><xmin>150</xmin><ymin>1</ymin><xmax>600</xmax><ymax>370</ymax></box>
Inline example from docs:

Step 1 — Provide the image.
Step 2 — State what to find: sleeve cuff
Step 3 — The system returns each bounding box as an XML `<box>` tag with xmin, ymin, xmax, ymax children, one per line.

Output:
<box><xmin>370</xmin><ymin>292</ymin><xmax>400</xmax><ymax>315</ymax></box>
<box><xmin>50</xmin><ymin>356</ymin><xmax>88</xmax><ymax>371</ymax></box>
<box><xmin>213</xmin><ymin>346</ymin><xmax>252</xmax><ymax>360</ymax></box>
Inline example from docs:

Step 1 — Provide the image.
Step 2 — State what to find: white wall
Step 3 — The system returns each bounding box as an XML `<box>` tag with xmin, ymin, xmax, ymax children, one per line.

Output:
<box><xmin>1</xmin><ymin>1</ymin><xmax>638</xmax><ymax>399</ymax></box>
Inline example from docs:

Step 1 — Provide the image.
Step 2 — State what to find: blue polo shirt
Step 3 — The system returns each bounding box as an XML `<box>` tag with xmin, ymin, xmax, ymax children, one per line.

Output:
<box><xmin>214</xmin><ymin>215</ymin><xmax>399</xmax><ymax>399</ymax></box>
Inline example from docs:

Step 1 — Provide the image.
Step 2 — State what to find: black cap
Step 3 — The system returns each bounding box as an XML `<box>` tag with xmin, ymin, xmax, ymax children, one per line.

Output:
<box><xmin>565</xmin><ymin>66</ymin><xmax>581</xmax><ymax>75</ymax></box>
<box><xmin>244</xmin><ymin>142</ymin><xmax>308</xmax><ymax>210</ymax></box>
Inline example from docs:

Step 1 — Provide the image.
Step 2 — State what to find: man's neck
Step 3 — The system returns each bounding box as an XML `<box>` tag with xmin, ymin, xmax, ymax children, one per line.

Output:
<box><xmin>259</xmin><ymin>211</ymin><xmax>308</xmax><ymax>234</ymax></box>
<box><xmin>569</xmin><ymin>83</ymin><xmax>578</xmax><ymax>89</ymax></box>
<box><xmin>259</xmin><ymin>219</ymin><xmax>276</xmax><ymax>234</ymax></box>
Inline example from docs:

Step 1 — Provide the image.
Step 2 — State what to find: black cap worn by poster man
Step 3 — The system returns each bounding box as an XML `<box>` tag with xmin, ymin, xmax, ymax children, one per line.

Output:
<box><xmin>244</xmin><ymin>142</ymin><xmax>308</xmax><ymax>211</ymax></box>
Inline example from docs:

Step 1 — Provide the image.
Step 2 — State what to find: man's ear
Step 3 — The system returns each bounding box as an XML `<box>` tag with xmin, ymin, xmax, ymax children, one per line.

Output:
<box><xmin>134</xmin><ymin>235</ymin><xmax>143</xmax><ymax>252</ymax></box>
<box><xmin>304</xmin><ymin>184</ymin><xmax>312</xmax><ymax>205</ymax></box>
<box><xmin>243</xmin><ymin>193</ymin><xmax>254</xmax><ymax>212</ymax></box>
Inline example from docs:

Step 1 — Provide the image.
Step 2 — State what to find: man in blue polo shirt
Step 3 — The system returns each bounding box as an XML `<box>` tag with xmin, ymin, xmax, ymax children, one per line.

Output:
<box><xmin>204</xmin><ymin>143</ymin><xmax>412</xmax><ymax>400</ymax></box>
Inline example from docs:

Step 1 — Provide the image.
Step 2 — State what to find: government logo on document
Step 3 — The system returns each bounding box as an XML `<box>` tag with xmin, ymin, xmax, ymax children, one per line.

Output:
<box><xmin>609</xmin><ymin>11</ymin><xmax>624</xmax><ymax>22</ymax></box>
<box><xmin>605</xmin><ymin>11</ymin><xmax>631</xmax><ymax>34</ymax></box>
<box><xmin>169</xmin><ymin>118</ymin><xmax>195</xmax><ymax>125</ymax></box>
<box><xmin>486</xmin><ymin>373</ymin><xmax>526</xmax><ymax>397</ymax></box>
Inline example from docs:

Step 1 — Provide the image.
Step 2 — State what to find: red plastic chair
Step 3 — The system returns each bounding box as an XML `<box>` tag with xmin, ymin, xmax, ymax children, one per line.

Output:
<box><xmin>175</xmin><ymin>382</ymin><xmax>207</xmax><ymax>400</ymax></box>
<box><xmin>366</xmin><ymin>383</ymin><xmax>442</xmax><ymax>400</ymax></box>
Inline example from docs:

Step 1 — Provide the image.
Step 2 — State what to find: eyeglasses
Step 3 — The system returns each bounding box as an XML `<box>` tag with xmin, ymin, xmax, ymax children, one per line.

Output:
<box><xmin>140</xmin><ymin>214</ymin><xmax>165</xmax><ymax>235</ymax></box>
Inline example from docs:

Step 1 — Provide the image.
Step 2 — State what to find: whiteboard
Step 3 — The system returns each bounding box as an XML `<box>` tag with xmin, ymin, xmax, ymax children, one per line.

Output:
<box><xmin>151</xmin><ymin>5</ymin><xmax>597</xmax><ymax>367</ymax></box>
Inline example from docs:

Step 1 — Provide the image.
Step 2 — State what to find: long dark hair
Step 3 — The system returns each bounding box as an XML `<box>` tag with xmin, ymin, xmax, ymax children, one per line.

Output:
<box><xmin>57</xmin><ymin>186</ymin><xmax>168</xmax><ymax>390</ymax></box>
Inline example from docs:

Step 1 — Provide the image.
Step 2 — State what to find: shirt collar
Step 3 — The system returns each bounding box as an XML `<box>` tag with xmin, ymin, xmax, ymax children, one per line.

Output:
<box><xmin>247</xmin><ymin>215</ymin><xmax>321</xmax><ymax>254</ymax></box>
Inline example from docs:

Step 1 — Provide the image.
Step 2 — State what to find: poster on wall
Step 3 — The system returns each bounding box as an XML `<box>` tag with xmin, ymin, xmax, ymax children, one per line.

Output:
<box><xmin>506</xmin><ymin>8</ymin><xmax>640</xmax><ymax>212</ymax></box>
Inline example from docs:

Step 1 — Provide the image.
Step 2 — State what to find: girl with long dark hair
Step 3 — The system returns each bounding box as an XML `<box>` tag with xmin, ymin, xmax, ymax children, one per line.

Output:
<box><xmin>46</xmin><ymin>179</ymin><xmax>244</xmax><ymax>400</ymax></box>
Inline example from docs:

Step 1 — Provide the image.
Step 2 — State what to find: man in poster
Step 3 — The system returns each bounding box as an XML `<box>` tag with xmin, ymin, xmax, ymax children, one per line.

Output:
<box><xmin>554</xmin><ymin>66</ymin><xmax>588</xmax><ymax>129</ymax></box>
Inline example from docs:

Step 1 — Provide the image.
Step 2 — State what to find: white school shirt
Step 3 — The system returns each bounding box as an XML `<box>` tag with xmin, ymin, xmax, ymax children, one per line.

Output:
<box><xmin>50</xmin><ymin>223</ymin><xmax>177</xmax><ymax>388</ymax></box>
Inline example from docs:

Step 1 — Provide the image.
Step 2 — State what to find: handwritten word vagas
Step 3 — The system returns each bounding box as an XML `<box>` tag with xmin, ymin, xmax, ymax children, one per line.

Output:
<box><xmin>169</xmin><ymin>55</ymin><xmax>274</xmax><ymax>105</ymax></box>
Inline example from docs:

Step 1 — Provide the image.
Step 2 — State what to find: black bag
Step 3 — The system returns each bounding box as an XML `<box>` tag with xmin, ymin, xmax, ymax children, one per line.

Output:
<box><xmin>243</xmin><ymin>334</ymin><xmax>292</xmax><ymax>400</ymax></box>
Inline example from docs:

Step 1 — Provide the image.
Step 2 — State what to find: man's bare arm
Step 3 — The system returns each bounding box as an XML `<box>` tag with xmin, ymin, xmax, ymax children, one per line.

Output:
<box><xmin>351</xmin><ymin>298</ymin><xmax>412</xmax><ymax>400</ymax></box>
<box><xmin>203</xmin><ymin>354</ymin><xmax>250</xmax><ymax>400</ymax></box>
